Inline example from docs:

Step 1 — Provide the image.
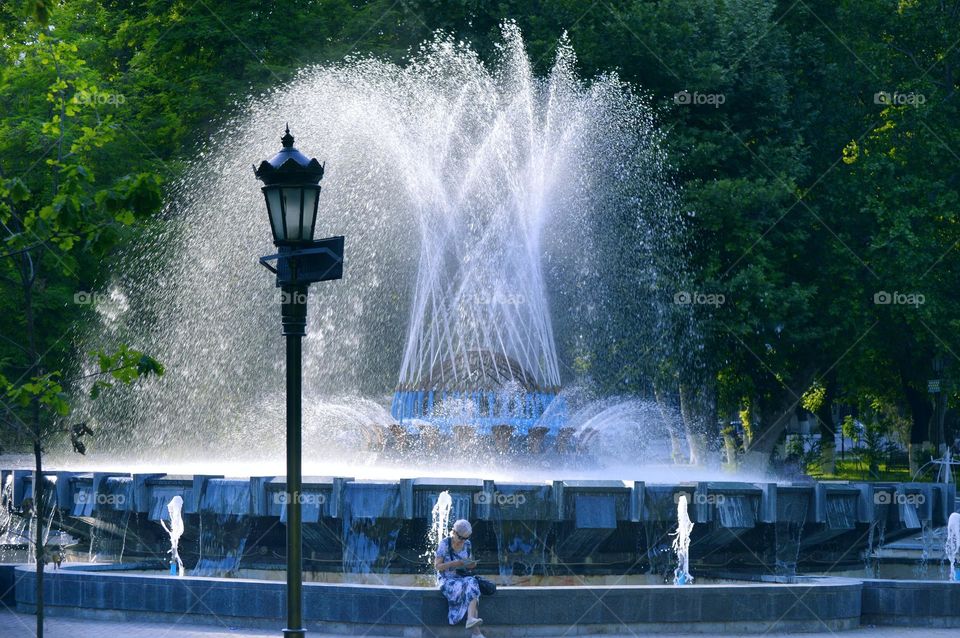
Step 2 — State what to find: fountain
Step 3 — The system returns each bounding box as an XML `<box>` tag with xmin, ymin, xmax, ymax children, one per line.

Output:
<box><xmin>2</xmin><ymin>22</ymin><xmax>959</xmax><ymax>636</ymax></box>
<box><xmin>160</xmin><ymin>495</ymin><xmax>184</xmax><ymax>576</ymax></box>
<box><xmin>947</xmin><ymin>512</ymin><xmax>960</xmax><ymax>582</ymax></box>
<box><xmin>64</xmin><ymin>21</ymin><xmax>680</xmax><ymax>469</ymax></box>
<box><xmin>671</xmin><ymin>493</ymin><xmax>693</xmax><ymax>585</ymax></box>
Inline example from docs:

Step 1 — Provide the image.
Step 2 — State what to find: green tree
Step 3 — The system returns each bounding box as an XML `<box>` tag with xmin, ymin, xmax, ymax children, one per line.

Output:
<box><xmin>0</xmin><ymin>11</ymin><xmax>164</xmax><ymax>637</ymax></box>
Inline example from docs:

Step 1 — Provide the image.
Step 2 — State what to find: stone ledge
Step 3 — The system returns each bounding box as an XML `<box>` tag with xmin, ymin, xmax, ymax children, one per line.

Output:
<box><xmin>13</xmin><ymin>566</ymin><xmax>863</xmax><ymax>634</ymax></box>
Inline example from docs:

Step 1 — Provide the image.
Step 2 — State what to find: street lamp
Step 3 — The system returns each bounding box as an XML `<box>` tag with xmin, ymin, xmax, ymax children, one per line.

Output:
<box><xmin>932</xmin><ymin>353</ymin><xmax>947</xmax><ymax>455</ymax></box>
<box><xmin>255</xmin><ymin>126</ymin><xmax>344</xmax><ymax>638</ymax></box>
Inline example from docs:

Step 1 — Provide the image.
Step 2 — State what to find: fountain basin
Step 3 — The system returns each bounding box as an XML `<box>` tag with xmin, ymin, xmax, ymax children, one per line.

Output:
<box><xmin>860</xmin><ymin>578</ymin><xmax>960</xmax><ymax>628</ymax></box>
<box><xmin>11</xmin><ymin>564</ymin><xmax>865</xmax><ymax>635</ymax></box>
<box><xmin>9</xmin><ymin>565</ymin><xmax>959</xmax><ymax>632</ymax></box>
<box><xmin>1</xmin><ymin>468</ymin><xmax>955</xmax><ymax>577</ymax></box>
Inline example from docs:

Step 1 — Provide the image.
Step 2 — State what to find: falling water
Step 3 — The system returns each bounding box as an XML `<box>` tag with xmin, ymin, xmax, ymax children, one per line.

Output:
<box><xmin>160</xmin><ymin>495</ymin><xmax>185</xmax><ymax>576</ymax></box>
<box><xmin>916</xmin><ymin>521</ymin><xmax>933</xmax><ymax>578</ymax></box>
<box><xmin>427</xmin><ymin>490</ymin><xmax>453</xmax><ymax>580</ymax></box>
<box><xmin>0</xmin><ymin>476</ymin><xmax>12</xmax><ymax>538</ymax></box>
<box><xmin>69</xmin><ymin>22</ymin><xmax>681</xmax><ymax>471</ymax></box>
<box><xmin>946</xmin><ymin>512</ymin><xmax>960</xmax><ymax>582</ymax></box>
<box><xmin>672</xmin><ymin>494</ymin><xmax>693</xmax><ymax>585</ymax></box>
<box><xmin>430</xmin><ymin>491</ymin><xmax>453</xmax><ymax>551</ymax></box>
<box><xmin>0</xmin><ymin>475</ymin><xmax>21</xmax><ymax>561</ymax></box>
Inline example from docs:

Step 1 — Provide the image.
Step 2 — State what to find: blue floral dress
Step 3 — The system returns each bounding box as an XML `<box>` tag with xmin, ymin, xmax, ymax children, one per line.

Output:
<box><xmin>436</xmin><ymin>537</ymin><xmax>481</xmax><ymax>625</ymax></box>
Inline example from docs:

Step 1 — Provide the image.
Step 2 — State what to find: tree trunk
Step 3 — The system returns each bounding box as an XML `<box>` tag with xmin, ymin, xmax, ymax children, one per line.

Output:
<box><xmin>22</xmin><ymin>242</ymin><xmax>43</xmax><ymax>638</ymax></box>
<box><xmin>744</xmin><ymin>368</ymin><xmax>818</xmax><ymax>473</ymax></box>
<box><xmin>678</xmin><ymin>377</ymin><xmax>721</xmax><ymax>468</ymax></box>
<box><xmin>816</xmin><ymin>377</ymin><xmax>837</xmax><ymax>475</ymax></box>
<box><xmin>654</xmin><ymin>385</ymin><xmax>684</xmax><ymax>464</ymax></box>
<box><xmin>745</xmin><ymin>393</ymin><xmax>801</xmax><ymax>472</ymax></box>
<box><xmin>721</xmin><ymin>414</ymin><xmax>740</xmax><ymax>469</ymax></box>
<box><xmin>903</xmin><ymin>383</ymin><xmax>932</xmax><ymax>476</ymax></box>
<box><xmin>34</xmin><ymin>439</ymin><xmax>44</xmax><ymax>638</ymax></box>
<box><xmin>743</xmin><ymin>405</ymin><xmax>794</xmax><ymax>474</ymax></box>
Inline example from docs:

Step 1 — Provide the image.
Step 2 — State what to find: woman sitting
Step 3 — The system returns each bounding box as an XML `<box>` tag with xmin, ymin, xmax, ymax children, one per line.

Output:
<box><xmin>435</xmin><ymin>519</ymin><xmax>485</xmax><ymax>636</ymax></box>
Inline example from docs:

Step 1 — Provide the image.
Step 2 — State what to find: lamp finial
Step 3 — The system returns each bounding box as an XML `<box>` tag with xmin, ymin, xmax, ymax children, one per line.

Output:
<box><xmin>281</xmin><ymin>124</ymin><xmax>294</xmax><ymax>149</ymax></box>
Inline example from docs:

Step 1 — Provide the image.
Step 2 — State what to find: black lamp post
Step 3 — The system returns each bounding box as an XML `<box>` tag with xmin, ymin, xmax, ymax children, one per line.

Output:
<box><xmin>255</xmin><ymin>126</ymin><xmax>344</xmax><ymax>638</ymax></box>
<box><xmin>932</xmin><ymin>353</ymin><xmax>947</xmax><ymax>454</ymax></box>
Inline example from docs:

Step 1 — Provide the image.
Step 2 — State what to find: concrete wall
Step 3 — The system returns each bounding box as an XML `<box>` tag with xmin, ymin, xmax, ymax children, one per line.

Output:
<box><xmin>14</xmin><ymin>566</ymin><xmax>862</xmax><ymax>636</ymax></box>
<box><xmin>861</xmin><ymin>578</ymin><xmax>960</xmax><ymax>628</ymax></box>
<box><xmin>0</xmin><ymin>564</ymin><xmax>16</xmax><ymax>607</ymax></box>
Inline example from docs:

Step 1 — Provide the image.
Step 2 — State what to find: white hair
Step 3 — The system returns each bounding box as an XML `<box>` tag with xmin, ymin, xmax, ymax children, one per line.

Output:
<box><xmin>451</xmin><ymin>519</ymin><xmax>472</xmax><ymax>537</ymax></box>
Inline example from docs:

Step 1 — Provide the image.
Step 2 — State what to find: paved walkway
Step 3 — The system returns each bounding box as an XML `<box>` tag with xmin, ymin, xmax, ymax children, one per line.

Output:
<box><xmin>3</xmin><ymin>611</ymin><xmax>960</xmax><ymax>638</ymax></box>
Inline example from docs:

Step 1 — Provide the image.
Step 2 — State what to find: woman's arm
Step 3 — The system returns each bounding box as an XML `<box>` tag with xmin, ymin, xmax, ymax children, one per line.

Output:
<box><xmin>434</xmin><ymin>539</ymin><xmax>464</xmax><ymax>571</ymax></box>
<box><xmin>434</xmin><ymin>555</ymin><xmax>464</xmax><ymax>570</ymax></box>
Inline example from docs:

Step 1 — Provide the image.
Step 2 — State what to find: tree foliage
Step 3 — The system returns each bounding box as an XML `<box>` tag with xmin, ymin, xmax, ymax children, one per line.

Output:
<box><xmin>2</xmin><ymin>0</ymin><xmax>959</xmax><ymax>471</ymax></box>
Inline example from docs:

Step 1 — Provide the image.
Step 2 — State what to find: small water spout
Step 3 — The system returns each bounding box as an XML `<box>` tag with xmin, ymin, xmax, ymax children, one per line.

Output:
<box><xmin>671</xmin><ymin>494</ymin><xmax>694</xmax><ymax>585</ymax></box>
<box><xmin>431</xmin><ymin>491</ymin><xmax>453</xmax><ymax>548</ymax></box>
<box><xmin>160</xmin><ymin>495</ymin><xmax>185</xmax><ymax>576</ymax></box>
<box><xmin>0</xmin><ymin>476</ymin><xmax>12</xmax><ymax>547</ymax></box>
<box><xmin>427</xmin><ymin>490</ymin><xmax>453</xmax><ymax>582</ymax></box>
<box><xmin>946</xmin><ymin>512</ymin><xmax>960</xmax><ymax>582</ymax></box>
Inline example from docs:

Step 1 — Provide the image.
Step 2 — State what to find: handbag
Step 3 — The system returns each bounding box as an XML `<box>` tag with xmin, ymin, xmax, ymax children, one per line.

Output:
<box><xmin>476</xmin><ymin>576</ymin><xmax>497</xmax><ymax>596</ymax></box>
<box><xmin>445</xmin><ymin>538</ymin><xmax>497</xmax><ymax>596</ymax></box>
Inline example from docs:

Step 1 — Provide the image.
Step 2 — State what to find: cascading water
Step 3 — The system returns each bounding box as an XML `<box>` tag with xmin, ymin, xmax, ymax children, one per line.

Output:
<box><xmin>430</xmin><ymin>491</ymin><xmax>453</xmax><ymax>551</ymax></box>
<box><xmin>427</xmin><ymin>490</ymin><xmax>453</xmax><ymax>581</ymax></box>
<box><xmin>672</xmin><ymin>494</ymin><xmax>693</xmax><ymax>585</ymax></box>
<box><xmin>69</xmin><ymin>22</ymin><xmax>683</xmax><ymax>472</ymax></box>
<box><xmin>160</xmin><ymin>495</ymin><xmax>185</xmax><ymax>576</ymax></box>
<box><xmin>946</xmin><ymin>512</ymin><xmax>960</xmax><ymax>582</ymax></box>
<box><xmin>0</xmin><ymin>475</ymin><xmax>21</xmax><ymax>560</ymax></box>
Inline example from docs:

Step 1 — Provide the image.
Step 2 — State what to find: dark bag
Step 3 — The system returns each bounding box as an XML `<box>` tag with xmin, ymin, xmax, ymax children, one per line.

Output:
<box><xmin>476</xmin><ymin>576</ymin><xmax>497</xmax><ymax>596</ymax></box>
<box><xmin>446</xmin><ymin>539</ymin><xmax>497</xmax><ymax>596</ymax></box>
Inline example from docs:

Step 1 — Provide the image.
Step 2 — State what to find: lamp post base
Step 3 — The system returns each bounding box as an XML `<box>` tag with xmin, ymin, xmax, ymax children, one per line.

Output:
<box><xmin>283</xmin><ymin>628</ymin><xmax>306</xmax><ymax>638</ymax></box>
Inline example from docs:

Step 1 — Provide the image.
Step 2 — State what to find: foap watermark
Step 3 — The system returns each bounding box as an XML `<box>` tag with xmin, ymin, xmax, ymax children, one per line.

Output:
<box><xmin>674</xmin><ymin>90</ymin><xmax>725</xmax><ymax>108</ymax></box>
<box><xmin>474</xmin><ymin>490</ymin><xmax>526</xmax><ymax>507</ymax></box>
<box><xmin>276</xmin><ymin>288</ymin><xmax>309</xmax><ymax>305</ymax></box>
<box><xmin>273</xmin><ymin>492</ymin><xmax>327</xmax><ymax>506</ymax></box>
<box><xmin>873</xmin><ymin>290</ymin><xmax>925</xmax><ymax>307</ymax></box>
<box><xmin>874</xmin><ymin>491</ymin><xmax>925</xmax><ymax>506</ymax></box>
<box><xmin>74</xmin><ymin>291</ymin><xmax>110</xmax><ymax>305</ymax></box>
<box><xmin>462</xmin><ymin>291</ymin><xmax>525</xmax><ymax>306</ymax></box>
<box><xmin>75</xmin><ymin>90</ymin><xmax>126</xmax><ymax>107</ymax></box>
<box><xmin>874</xmin><ymin>91</ymin><xmax>926</xmax><ymax>106</ymax></box>
<box><xmin>674</xmin><ymin>291</ymin><xmax>725</xmax><ymax>307</ymax></box>
<box><xmin>674</xmin><ymin>491</ymin><xmax>726</xmax><ymax>506</ymax></box>
<box><xmin>75</xmin><ymin>492</ymin><xmax>126</xmax><ymax>506</ymax></box>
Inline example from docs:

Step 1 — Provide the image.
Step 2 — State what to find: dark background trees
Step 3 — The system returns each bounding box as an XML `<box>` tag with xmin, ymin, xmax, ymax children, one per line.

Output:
<box><xmin>3</xmin><ymin>0</ymin><xmax>959</xmax><ymax>473</ymax></box>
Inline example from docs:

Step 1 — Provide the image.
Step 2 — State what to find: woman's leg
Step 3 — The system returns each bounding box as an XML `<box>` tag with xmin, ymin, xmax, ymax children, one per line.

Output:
<box><xmin>467</xmin><ymin>596</ymin><xmax>479</xmax><ymax>620</ymax></box>
<box><xmin>468</xmin><ymin>597</ymin><xmax>483</xmax><ymax>635</ymax></box>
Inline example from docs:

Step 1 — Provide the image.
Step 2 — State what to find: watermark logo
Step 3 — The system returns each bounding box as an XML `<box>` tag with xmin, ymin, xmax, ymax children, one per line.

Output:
<box><xmin>273</xmin><ymin>492</ymin><xmax>326</xmax><ymax>506</ymax></box>
<box><xmin>75</xmin><ymin>90</ymin><xmax>126</xmax><ymax>107</ymax></box>
<box><xmin>674</xmin><ymin>291</ymin><xmax>725</xmax><ymax>306</ymax></box>
<box><xmin>674</xmin><ymin>491</ymin><xmax>726</xmax><ymax>506</ymax></box>
<box><xmin>462</xmin><ymin>292</ymin><xmax>525</xmax><ymax>306</ymax></box>
<box><xmin>873</xmin><ymin>290</ymin><xmax>924</xmax><ymax>306</ymax></box>
<box><xmin>276</xmin><ymin>289</ymin><xmax>309</xmax><ymax>305</ymax></box>
<box><xmin>474</xmin><ymin>491</ymin><xmax>526</xmax><ymax>507</ymax></box>
<box><xmin>874</xmin><ymin>91</ymin><xmax>925</xmax><ymax>106</ymax></box>
<box><xmin>874</xmin><ymin>491</ymin><xmax>925</xmax><ymax>506</ymax></box>
<box><xmin>674</xmin><ymin>90</ymin><xmax>726</xmax><ymax>108</ymax></box>
<box><xmin>73</xmin><ymin>291</ymin><xmax>108</xmax><ymax>305</ymax></box>
<box><xmin>75</xmin><ymin>492</ymin><xmax>126</xmax><ymax>506</ymax></box>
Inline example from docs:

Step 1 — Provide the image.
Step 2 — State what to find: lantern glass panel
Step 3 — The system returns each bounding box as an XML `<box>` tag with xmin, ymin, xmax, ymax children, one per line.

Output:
<box><xmin>302</xmin><ymin>188</ymin><xmax>318</xmax><ymax>239</ymax></box>
<box><xmin>282</xmin><ymin>187</ymin><xmax>304</xmax><ymax>241</ymax></box>
<box><xmin>265</xmin><ymin>188</ymin><xmax>284</xmax><ymax>241</ymax></box>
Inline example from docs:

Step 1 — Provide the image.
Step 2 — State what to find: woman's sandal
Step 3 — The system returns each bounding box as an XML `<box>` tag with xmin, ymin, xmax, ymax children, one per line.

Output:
<box><xmin>465</xmin><ymin>617</ymin><xmax>484</xmax><ymax>629</ymax></box>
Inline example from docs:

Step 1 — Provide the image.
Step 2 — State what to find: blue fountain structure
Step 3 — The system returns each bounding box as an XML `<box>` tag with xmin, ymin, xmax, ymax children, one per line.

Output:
<box><xmin>390</xmin><ymin>389</ymin><xmax>566</xmax><ymax>434</ymax></box>
<box><xmin>391</xmin><ymin>183</ymin><xmax>571</xmax><ymax>435</ymax></box>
